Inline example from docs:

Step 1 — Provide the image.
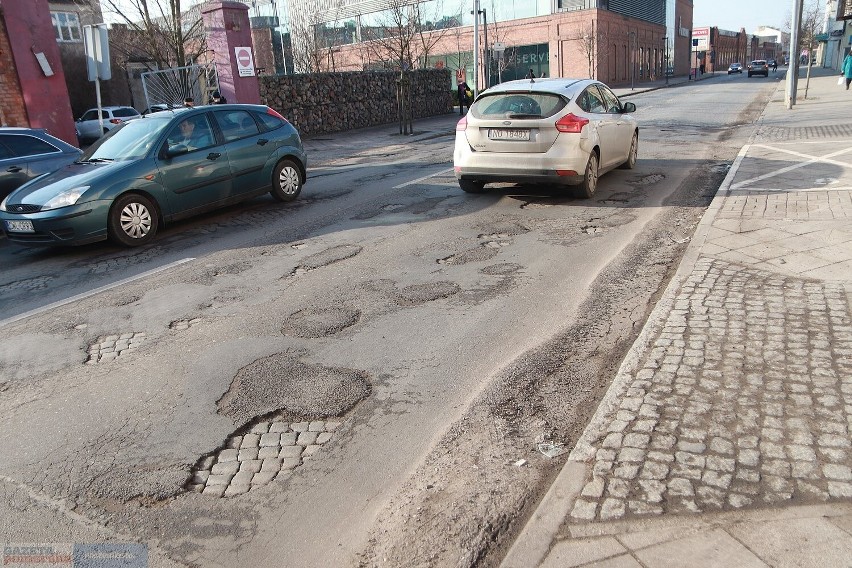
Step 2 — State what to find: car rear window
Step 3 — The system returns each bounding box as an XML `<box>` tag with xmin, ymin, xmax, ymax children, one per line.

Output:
<box><xmin>0</xmin><ymin>134</ymin><xmax>59</xmax><ymax>156</ymax></box>
<box><xmin>113</xmin><ymin>108</ymin><xmax>140</xmax><ymax>118</ymax></box>
<box><xmin>255</xmin><ymin>111</ymin><xmax>286</xmax><ymax>131</ymax></box>
<box><xmin>470</xmin><ymin>93</ymin><xmax>567</xmax><ymax>120</ymax></box>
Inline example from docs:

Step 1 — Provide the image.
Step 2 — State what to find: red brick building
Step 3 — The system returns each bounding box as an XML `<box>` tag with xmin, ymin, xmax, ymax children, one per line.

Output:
<box><xmin>330</xmin><ymin>3</ymin><xmax>694</xmax><ymax>89</ymax></box>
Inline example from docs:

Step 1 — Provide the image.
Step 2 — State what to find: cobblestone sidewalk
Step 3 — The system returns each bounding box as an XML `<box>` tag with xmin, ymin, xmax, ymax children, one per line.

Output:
<box><xmin>569</xmin><ymin>257</ymin><xmax>852</xmax><ymax>521</ymax></box>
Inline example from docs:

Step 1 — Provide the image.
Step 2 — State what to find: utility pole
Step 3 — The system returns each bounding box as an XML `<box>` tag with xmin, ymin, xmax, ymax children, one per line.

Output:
<box><xmin>472</xmin><ymin>0</ymin><xmax>480</xmax><ymax>97</ymax></box>
<box><xmin>786</xmin><ymin>0</ymin><xmax>804</xmax><ymax>109</ymax></box>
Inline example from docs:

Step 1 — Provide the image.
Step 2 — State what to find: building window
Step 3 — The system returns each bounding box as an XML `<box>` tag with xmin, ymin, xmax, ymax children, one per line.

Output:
<box><xmin>52</xmin><ymin>12</ymin><xmax>82</xmax><ymax>42</ymax></box>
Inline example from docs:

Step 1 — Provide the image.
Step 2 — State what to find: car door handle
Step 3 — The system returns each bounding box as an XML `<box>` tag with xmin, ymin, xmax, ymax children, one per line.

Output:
<box><xmin>257</xmin><ymin>139</ymin><xmax>269</xmax><ymax>146</ymax></box>
<box><xmin>6</xmin><ymin>166</ymin><xmax>22</xmax><ymax>173</ymax></box>
<box><xmin>206</xmin><ymin>152</ymin><xmax>222</xmax><ymax>160</ymax></box>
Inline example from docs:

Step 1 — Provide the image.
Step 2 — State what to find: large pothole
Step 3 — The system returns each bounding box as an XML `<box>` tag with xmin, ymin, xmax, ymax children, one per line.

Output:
<box><xmin>186</xmin><ymin>413</ymin><xmax>344</xmax><ymax>497</ymax></box>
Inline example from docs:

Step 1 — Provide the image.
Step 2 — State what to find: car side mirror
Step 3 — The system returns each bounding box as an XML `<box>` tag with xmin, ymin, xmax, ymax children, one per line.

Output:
<box><xmin>622</xmin><ymin>102</ymin><xmax>636</xmax><ymax>113</ymax></box>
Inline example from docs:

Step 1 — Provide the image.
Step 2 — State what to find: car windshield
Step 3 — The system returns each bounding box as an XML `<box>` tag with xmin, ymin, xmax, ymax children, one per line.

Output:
<box><xmin>470</xmin><ymin>92</ymin><xmax>567</xmax><ymax>119</ymax></box>
<box><xmin>80</xmin><ymin>117</ymin><xmax>171</xmax><ymax>161</ymax></box>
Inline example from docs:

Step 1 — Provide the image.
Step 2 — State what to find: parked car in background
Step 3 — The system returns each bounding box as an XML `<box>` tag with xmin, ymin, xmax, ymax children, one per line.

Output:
<box><xmin>728</xmin><ymin>63</ymin><xmax>743</xmax><ymax>74</ymax></box>
<box><xmin>75</xmin><ymin>106</ymin><xmax>141</xmax><ymax>144</ymax></box>
<box><xmin>454</xmin><ymin>78</ymin><xmax>638</xmax><ymax>198</ymax></box>
<box><xmin>0</xmin><ymin>105</ymin><xmax>306</xmax><ymax>246</ymax></box>
<box><xmin>0</xmin><ymin>127</ymin><xmax>82</xmax><ymax>199</ymax></box>
<box><xmin>747</xmin><ymin>60</ymin><xmax>769</xmax><ymax>77</ymax></box>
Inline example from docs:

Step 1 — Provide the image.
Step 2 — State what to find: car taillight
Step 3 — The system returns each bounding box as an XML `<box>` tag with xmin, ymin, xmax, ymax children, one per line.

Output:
<box><xmin>555</xmin><ymin>113</ymin><xmax>589</xmax><ymax>133</ymax></box>
<box><xmin>456</xmin><ymin>116</ymin><xmax>467</xmax><ymax>131</ymax></box>
<box><xmin>109</xmin><ymin>118</ymin><xmax>122</xmax><ymax>124</ymax></box>
<box><xmin>267</xmin><ymin>107</ymin><xmax>290</xmax><ymax>124</ymax></box>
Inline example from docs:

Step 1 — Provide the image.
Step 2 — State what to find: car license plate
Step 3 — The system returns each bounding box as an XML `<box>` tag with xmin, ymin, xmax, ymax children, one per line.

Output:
<box><xmin>488</xmin><ymin>128</ymin><xmax>530</xmax><ymax>141</ymax></box>
<box><xmin>5</xmin><ymin>220</ymin><xmax>34</xmax><ymax>233</ymax></box>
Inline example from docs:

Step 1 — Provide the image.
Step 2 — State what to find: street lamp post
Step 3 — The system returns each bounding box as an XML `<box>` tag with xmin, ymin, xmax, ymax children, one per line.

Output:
<box><xmin>471</xmin><ymin>8</ymin><xmax>489</xmax><ymax>88</ymax></box>
<box><xmin>662</xmin><ymin>36</ymin><xmax>669</xmax><ymax>86</ymax></box>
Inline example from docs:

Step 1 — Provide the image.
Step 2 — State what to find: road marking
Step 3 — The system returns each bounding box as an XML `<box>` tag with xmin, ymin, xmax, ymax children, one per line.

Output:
<box><xmin>0</xmin><ymin>257</ymin><xmax>195</xmax><ymax>328</ymax></box>
<box><xmin>393</xmin><ymin>167</ymin><xmax>454</xmax><ymax>189</ymax></box>
<box><xmin>732</xmin><ymin>145</ymin><xmax>852</xmax><ymax>189</ymax></box>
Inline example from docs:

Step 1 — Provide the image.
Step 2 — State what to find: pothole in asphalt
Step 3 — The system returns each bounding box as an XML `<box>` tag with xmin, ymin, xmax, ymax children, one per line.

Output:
<box><xmin>185</xmin><ymin>414</ymin><xmax>344</xmax><ymax>497</ymax></box>
<box><xmin>287</xmin><ymin>244</ymin><xmax>363</xmax><ymax>277</ymax></box>
<box><xmin>438</xmin><ymin>247</ymin><xmax>500</xmax><ymax>265</ymax></box>
<box><xmin>191</xmin><ymin>261</ymin><xmax>254</xmax><ymax>285</ymax></box>
<box><xmin>170</xmin><ymin>318</ymin><xmax>202</xmax><ymax>331</ymax></box>
<box><xmin>476</xmin><ymin>220</ymin><xmax>530</xmax><ymax>236</ymax></box>
<box><xmin>394</xmin><ymin>281</ymin><xmax>461</xmax><ymax>306</ymax></box>
<box><xmin>628</xmin><ymin>173</ymin><xmax>665</xmax><ymax>186</ymax></box>
<box><xmin>582</xmin><ymin>226</ymin><xmax>604</xmax><ymax>234</ymax></box>
<box><xmin>85</xmin><ymin>332</ymin><xmax>146</xmax><ymax>364</ymax></box>
<box><xmin>281</xmin><ymin>307</ymin><xmax>361</xmax><ymax>338</ymax></box>
<box><xmin>480</xmin><ymin>263</ymin><xmax>523</xmax><ymax>276</ymax></box>
<box><xmin>217</xmin><ymin>352</ymin><xmax>371</xmax><ymax>428</ymax></box>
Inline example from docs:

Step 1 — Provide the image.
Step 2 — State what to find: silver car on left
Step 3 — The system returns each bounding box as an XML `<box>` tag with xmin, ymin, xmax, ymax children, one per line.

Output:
<box><xmin>454</xmin><ymin>78</ymin><xmax>638</xmax><ymax>198</ymax></box>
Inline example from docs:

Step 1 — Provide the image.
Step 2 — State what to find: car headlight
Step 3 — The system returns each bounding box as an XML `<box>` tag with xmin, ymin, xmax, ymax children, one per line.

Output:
<box><xmin>42</xmin><ymin>186</ymin><xmax>89</xmax><ymax>210</ymax></box>
<box><xmin>0</xmin><ymin>195</ymin><xmax>8</xmax><ymax>212</ymax></box>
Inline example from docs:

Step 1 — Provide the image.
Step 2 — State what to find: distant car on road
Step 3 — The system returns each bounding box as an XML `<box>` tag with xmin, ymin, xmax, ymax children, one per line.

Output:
<box><xmin>0</xmin><ymin>127</ymin><xmax>82</xmax><ymax>200</ymax></box>
<box><xmin>728</xmin><ymin>63</ymin><xmax>743</xmax><ymax>74</ymax></box>
<box><xmin>75</xmin><ymin>106</ymin><xmax>141</xmax><ymax>144</ymax></box>
<box><xmin>747</xmin><ymin>60</ymin><xmax>769</xmax><ymax>77</ymax></box>
<box><xmin>454</xmin><ymin>78</ymin><xmax>638</xmax><ymax>198</ymax></box>
<box><xmin>0</xmin><ymin>104</ymin><xmax>306</xmax><ymax>247</ymax></box>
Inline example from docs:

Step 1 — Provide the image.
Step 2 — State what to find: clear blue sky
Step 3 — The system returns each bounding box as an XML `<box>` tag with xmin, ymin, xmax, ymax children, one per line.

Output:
<box><xmin>694</xmin><ymin>0</ymin><xmax>789</xmax><ymax>34</ymax></box>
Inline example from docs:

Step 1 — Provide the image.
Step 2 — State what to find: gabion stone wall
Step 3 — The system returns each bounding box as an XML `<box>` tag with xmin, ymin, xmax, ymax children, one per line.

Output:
<box><xmin>259</xmin><ymin>69</ymin><xmax>453</xmax><ymax>136</ymax></box>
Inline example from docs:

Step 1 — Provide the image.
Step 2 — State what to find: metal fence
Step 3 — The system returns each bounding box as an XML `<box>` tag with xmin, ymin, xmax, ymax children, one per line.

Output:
<box><xmin>140</xmin><ymin>64</ymin><xmax>219</xmax><ymax>109</ymax></box>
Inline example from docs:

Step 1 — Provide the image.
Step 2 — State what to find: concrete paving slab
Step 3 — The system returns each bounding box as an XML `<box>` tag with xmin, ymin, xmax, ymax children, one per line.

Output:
<box><xmin>540</xmin><ymin>536</ymin><xmax>626</xmax><ymax>568</ymax></box>
<box><xmin>634</xmin><ymin>529</ymin><xmax>767</xmax><ymax>568</ymax></box>
<box><xmin>729</xmin><ymin>517</ymin><xmax>852</xmax><ymax>568</ymax></box>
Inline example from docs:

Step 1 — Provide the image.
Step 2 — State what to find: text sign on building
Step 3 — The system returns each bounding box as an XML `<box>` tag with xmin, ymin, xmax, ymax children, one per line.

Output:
<box><xmin>234</xmin><ymin>47</ymin><xmax>256</xmax><ymax>77</ymax></box>
<box><xmin>692</xmin><ymin>27</ymin><xmax>710</xmax><ymax>50</ymax></box>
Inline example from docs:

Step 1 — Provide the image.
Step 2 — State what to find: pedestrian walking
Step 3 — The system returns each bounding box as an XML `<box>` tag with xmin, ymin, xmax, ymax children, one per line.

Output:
<box><xmin>457</xmin><ymin>81</ymin><xmax>472</xmax><ymax>115</ymax></box>
<box><xmin>211</xmin><ymin>91</ymin><xmax>227</xmax><ymax>104</ymax></box>
<box><xmin>526</xmin><ymin>68</ymin><xmax>536</xmax><ymax>79</ymax></box>
<box><xmin>184</xmin><ymin>97</ymin><xmax>195</xmax><ymax>108</ymax></box>
<box><xmin>843</xmin><ymin>53</ymin><xmax>852</xmax><ymax>90</ymax></box>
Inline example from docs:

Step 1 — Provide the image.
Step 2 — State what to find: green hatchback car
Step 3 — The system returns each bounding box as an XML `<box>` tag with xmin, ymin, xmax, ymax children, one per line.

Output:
<box><xmin>0</xmin><ymin>104</ymin><xmax>306</xmax><ymax>246</ymax></box>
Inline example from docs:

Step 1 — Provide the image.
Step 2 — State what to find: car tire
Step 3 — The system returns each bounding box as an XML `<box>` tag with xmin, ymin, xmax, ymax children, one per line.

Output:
<box><xmin>270</xmin><ymin>158</ymin><xmax>303</xmax><ymax>202</ymax></box>
<box><xmin>459</xmin><ymin>179</ymin><xmax>486</xmax><ymax>193</ymax></box>
<box><xmin>108</xmin><ymin>193</ymin><xmax>159</xmax><ymax>247</ymax></box>
<box><xmin>619</xmin><ymin>132</ymin><xmax>638</xmax><ymax>170</ymax></box>
<box><xmin>574</xmin><ymin>152</ymin><xmax>599</xmax><ymax>199</ymax></box>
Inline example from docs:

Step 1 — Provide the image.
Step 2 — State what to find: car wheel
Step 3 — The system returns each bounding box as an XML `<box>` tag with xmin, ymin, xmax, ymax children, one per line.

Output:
<box><xmin>270</xmin><ymin>158</ymin><xmax>303</xmax><ymax>202</ymax></box>
<box><xmin>108</xmin><ymin>193</ymin><xmax>159</xmax><ymax>247</ymax></box>
<box><xmin>459</xmin><ymin>179</ymin><xmax>486</xmax><ymax>193</ymax></box>
<box><xmin>574</xmin><ymin>152</ymin><xmax>599</xmax><ymax>198</ymax></box>
<box><xmin>619</xmin><ymin>132</ymin><xmax>638</xmax><ymax>170</ymax></box>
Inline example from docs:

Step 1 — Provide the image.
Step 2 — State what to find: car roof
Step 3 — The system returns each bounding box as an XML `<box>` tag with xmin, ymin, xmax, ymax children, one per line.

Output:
<box><xmin>481</xmin><ymin>78</ymin><xmax>596</xmax><ymax>97</ymax></box>
<box><xmin>0</xmin><ymin>127</ymin><xmax>80</xmax><ymax>151</ymax></box>
<box><xmin>84</xmin><ymin>106</ymin><xmax>138</xmax><ymax>112</ymax></box>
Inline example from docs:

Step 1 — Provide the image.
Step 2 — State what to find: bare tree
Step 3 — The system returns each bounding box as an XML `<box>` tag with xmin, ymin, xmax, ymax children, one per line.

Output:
<box><xmin>287</xmin><ymin>0</ymin><xmax>349</xmax><ymax>73</ymax></box>
<box><xmin>99</xmin><ymin>0</ymin><xmax>207</xmax><ymax>71</ymax></box>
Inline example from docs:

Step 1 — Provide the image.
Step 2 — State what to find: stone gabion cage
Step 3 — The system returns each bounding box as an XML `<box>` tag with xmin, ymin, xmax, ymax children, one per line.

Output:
<box><xmin>259</xmin><ymin>69</ymin><xmax>453</xmax><ymax>136</ymax></box>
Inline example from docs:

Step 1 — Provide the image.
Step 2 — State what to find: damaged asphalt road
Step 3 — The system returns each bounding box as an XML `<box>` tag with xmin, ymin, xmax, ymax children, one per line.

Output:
<box><xmin>0</xmin><ymin>80</ymin><xmax>772</xmax><ymax>567</ymax></box>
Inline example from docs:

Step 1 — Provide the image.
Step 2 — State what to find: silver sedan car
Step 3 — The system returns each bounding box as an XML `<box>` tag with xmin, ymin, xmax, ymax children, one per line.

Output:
<box><xmin>453</xmin><ymin>78</ymin><xmax>638</xmax><ymax>198</ymax></box>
